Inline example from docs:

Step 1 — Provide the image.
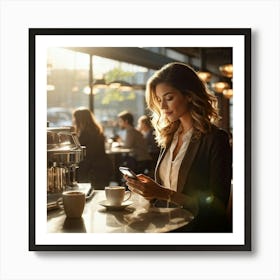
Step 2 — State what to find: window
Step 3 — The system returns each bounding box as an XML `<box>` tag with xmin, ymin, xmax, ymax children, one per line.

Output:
<box><xmin>47</xmin><ymin>48</ymin><xmax>154</xmax><ymax>138</ymax></box>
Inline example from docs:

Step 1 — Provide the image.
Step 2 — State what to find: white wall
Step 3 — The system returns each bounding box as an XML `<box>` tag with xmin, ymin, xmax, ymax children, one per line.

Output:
<box><xmin>0</xmin><ymin>0</ymin><xmax>279</xmax><ymax>279</ymax></box>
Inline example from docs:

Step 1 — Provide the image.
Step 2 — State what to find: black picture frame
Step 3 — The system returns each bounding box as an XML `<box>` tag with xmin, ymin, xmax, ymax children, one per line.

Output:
<box><xmin>29</xmin><ymin>28</ymin><xmax>251</xmax><ymax>251</ymax></box>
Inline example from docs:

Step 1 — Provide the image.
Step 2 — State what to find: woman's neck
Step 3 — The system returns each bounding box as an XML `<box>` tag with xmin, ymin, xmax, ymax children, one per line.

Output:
<box><xmin>179</xmin><ymin>114</ymin><xmax>193</xmax><ymax>134</ymax></box>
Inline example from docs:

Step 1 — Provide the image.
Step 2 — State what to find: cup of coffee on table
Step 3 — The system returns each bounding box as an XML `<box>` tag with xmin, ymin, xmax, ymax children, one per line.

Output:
<box><xmin>105</xmin><ymin>186</ymin><xmax>131</xmax><ymax>206</ymax></box>
<box><xmin>62</xmin><ymin>191</ymin><xmax>86</xmax><ymax>218</ymax></box>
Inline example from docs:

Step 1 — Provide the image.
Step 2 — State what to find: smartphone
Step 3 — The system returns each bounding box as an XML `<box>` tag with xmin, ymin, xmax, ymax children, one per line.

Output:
<box><xmin>119</xmin><ymin>166</ymin><xmax>139</xmax><ymax>180</ymax></box>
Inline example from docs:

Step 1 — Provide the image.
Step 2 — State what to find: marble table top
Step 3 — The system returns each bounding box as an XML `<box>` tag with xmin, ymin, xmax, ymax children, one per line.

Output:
<box><xmin>47</xmin><ymin>186</ymin><xmax>194</xmax><ymax>233</ymax></box>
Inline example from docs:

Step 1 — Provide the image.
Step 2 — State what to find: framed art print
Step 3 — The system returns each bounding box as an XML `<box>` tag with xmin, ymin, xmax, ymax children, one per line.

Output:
<box><xmin>29</xmin><ymin>28</ymin><xmax>251</xmax><ymax>251</ymax></box>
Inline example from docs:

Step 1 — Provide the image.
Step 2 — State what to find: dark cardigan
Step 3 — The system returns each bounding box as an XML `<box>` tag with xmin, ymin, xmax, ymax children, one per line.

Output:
<box><xmin>77</xmin><ymin>128</ymin><xmax>113</xmax><ymax>189</ymax></box>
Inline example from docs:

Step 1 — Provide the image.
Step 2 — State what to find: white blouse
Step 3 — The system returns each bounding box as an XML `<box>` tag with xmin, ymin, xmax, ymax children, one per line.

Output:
<box><xmin>159</xmin><ymin>126</ymin><xmax>193</xmax><ymax>192</ymax></box>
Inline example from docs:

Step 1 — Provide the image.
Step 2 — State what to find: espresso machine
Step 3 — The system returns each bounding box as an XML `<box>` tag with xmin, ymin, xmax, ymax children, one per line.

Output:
<box><xmin>47</xmin><ymin>126</ymin><xmax>86</xmax><ymax>208</ymax></box>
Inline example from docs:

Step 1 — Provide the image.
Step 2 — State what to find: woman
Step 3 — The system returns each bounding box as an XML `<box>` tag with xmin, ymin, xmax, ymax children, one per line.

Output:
<box><xmin>73</xmin><ymin>108</ymin><xmax>113</xmax><ymax>189</ymax></box>
<box><xmin>125</xmin><ymin>62</ymin><xmax>232</xmax><ymax>232</ymax></box>
<box><xmin>137</xmin><ymin>115</ymin><xmax>160</xmax><ymax>173</ymax></box>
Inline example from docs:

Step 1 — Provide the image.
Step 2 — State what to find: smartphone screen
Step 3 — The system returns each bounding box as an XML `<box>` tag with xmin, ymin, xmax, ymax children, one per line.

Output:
<box><xmin>119</xmin><ymin>167</ymin><xmax>138</xmax><ymax>180</ymax></box>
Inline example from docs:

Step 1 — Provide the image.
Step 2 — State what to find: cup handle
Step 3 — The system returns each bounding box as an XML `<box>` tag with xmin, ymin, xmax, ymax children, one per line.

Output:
<box><xmin>123</xmin><ymin>191</ymin><xmax>131</xmax><ymax>202</ymax></box>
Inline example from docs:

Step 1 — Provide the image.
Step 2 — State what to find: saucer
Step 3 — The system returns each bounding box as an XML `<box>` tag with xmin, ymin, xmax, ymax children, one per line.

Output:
<box><xmin>99</xmin><ymin>200</ymin><xmax>133</xmax><ymax>210</ymax></box>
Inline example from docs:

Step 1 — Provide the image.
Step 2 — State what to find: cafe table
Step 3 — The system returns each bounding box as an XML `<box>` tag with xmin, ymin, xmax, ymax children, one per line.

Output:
<box><xmin>47</xmin><ymin>183</ymin><xmax>194</xmax><ymax>233</ymax></box>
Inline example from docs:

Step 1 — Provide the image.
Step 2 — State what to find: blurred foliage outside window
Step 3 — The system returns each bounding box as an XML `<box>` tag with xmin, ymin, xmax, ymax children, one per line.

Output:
<box><xmin>47</xmin><ymin>48</ymin><xmax>154</xmax><ymax>138</ymax></box>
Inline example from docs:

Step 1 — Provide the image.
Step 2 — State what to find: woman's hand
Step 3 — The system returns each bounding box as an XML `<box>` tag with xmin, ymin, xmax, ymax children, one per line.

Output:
<box><xmin>124</xmin><ymin>174</ymin><xmax>169</xmax><ymax>201</ymax></box>
<box><xmin>124</xmin><ymin>174</ymin><xmax>199</xmax><ymax>215</ymax></box>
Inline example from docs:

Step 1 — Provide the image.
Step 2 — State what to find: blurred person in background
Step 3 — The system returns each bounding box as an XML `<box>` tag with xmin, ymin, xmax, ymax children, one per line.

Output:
<box><xmin>117</xmin><ymin>111</ymin><xmax>152</xmax><ymax>174</ymax></box>
<box><xmin>137</xmin><ymin>115</ymin><xmax>160</xmax><ymax>174</ymax></box>
<box><xmin>124</xmin><ymin>62</ymin><xmax>232</xmax><ymax>232</ymax></box>
<box><xmin>73</xmin><ymin>108</ymin><xmax>113</xmax><ymax>189</ymax></box>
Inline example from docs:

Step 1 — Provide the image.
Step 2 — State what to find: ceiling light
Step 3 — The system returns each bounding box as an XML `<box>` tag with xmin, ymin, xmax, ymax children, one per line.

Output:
<box><xmin>223</xmin><ymin>89</ymin><xmax>233</xmax><ymax>99</ymax></box>
<box><xmin>92</xmin><ymin>78</ymin><xmax>107</xmax><ymax>89</ymax></box>
<box><xmin>197</xmin><ymin>71</ymin><xmax>212</xmax><ymax>83</ymax></box>
<box><xmin>211</xmin><ymin>82</ymin><xmax>230</xmax><ymax>93</ymax></box>
<box><xmin>108</xmin><ymin>80</ymin><xmax>133</xmax><ymax>91</ymax></box>
<box><xmin>219</xmin><ymin>64</ymin><xmax>233</xmax><ymax>78</ymax></box>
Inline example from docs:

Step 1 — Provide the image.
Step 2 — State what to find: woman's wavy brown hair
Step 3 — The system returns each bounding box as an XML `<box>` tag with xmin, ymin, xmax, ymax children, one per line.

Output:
<box><xmin>73</xmin><ymin>107</ymin><xmax>103</xmax><ymax>136</ymax></box>
<box><xmin>145</xmin><ymin>62</ymin><xmax>220</xmax><ymax>147</ymax></box>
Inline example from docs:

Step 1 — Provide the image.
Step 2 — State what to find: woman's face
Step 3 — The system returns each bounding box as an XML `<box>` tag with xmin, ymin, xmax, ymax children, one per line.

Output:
<box><xmin>155</xmin><ymin>82</ymin><xmax>189</xmax><ymax>122</ymax></box>
<box><xmin>117</xmin><ymin>117</ymin><xmax>126</xmax><ymax>129</ymax></box>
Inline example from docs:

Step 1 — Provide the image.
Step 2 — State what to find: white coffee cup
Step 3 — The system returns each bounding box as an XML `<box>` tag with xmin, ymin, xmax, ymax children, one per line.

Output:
<box><xmin>105</xmin><ymin>186</ymin><xmax>131</xmax><ymax>206</ymax></box>
<box><xmin>62</xmin><ymin>191</ymin><xmax>86</xmax><ymax>218</ymax></box>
